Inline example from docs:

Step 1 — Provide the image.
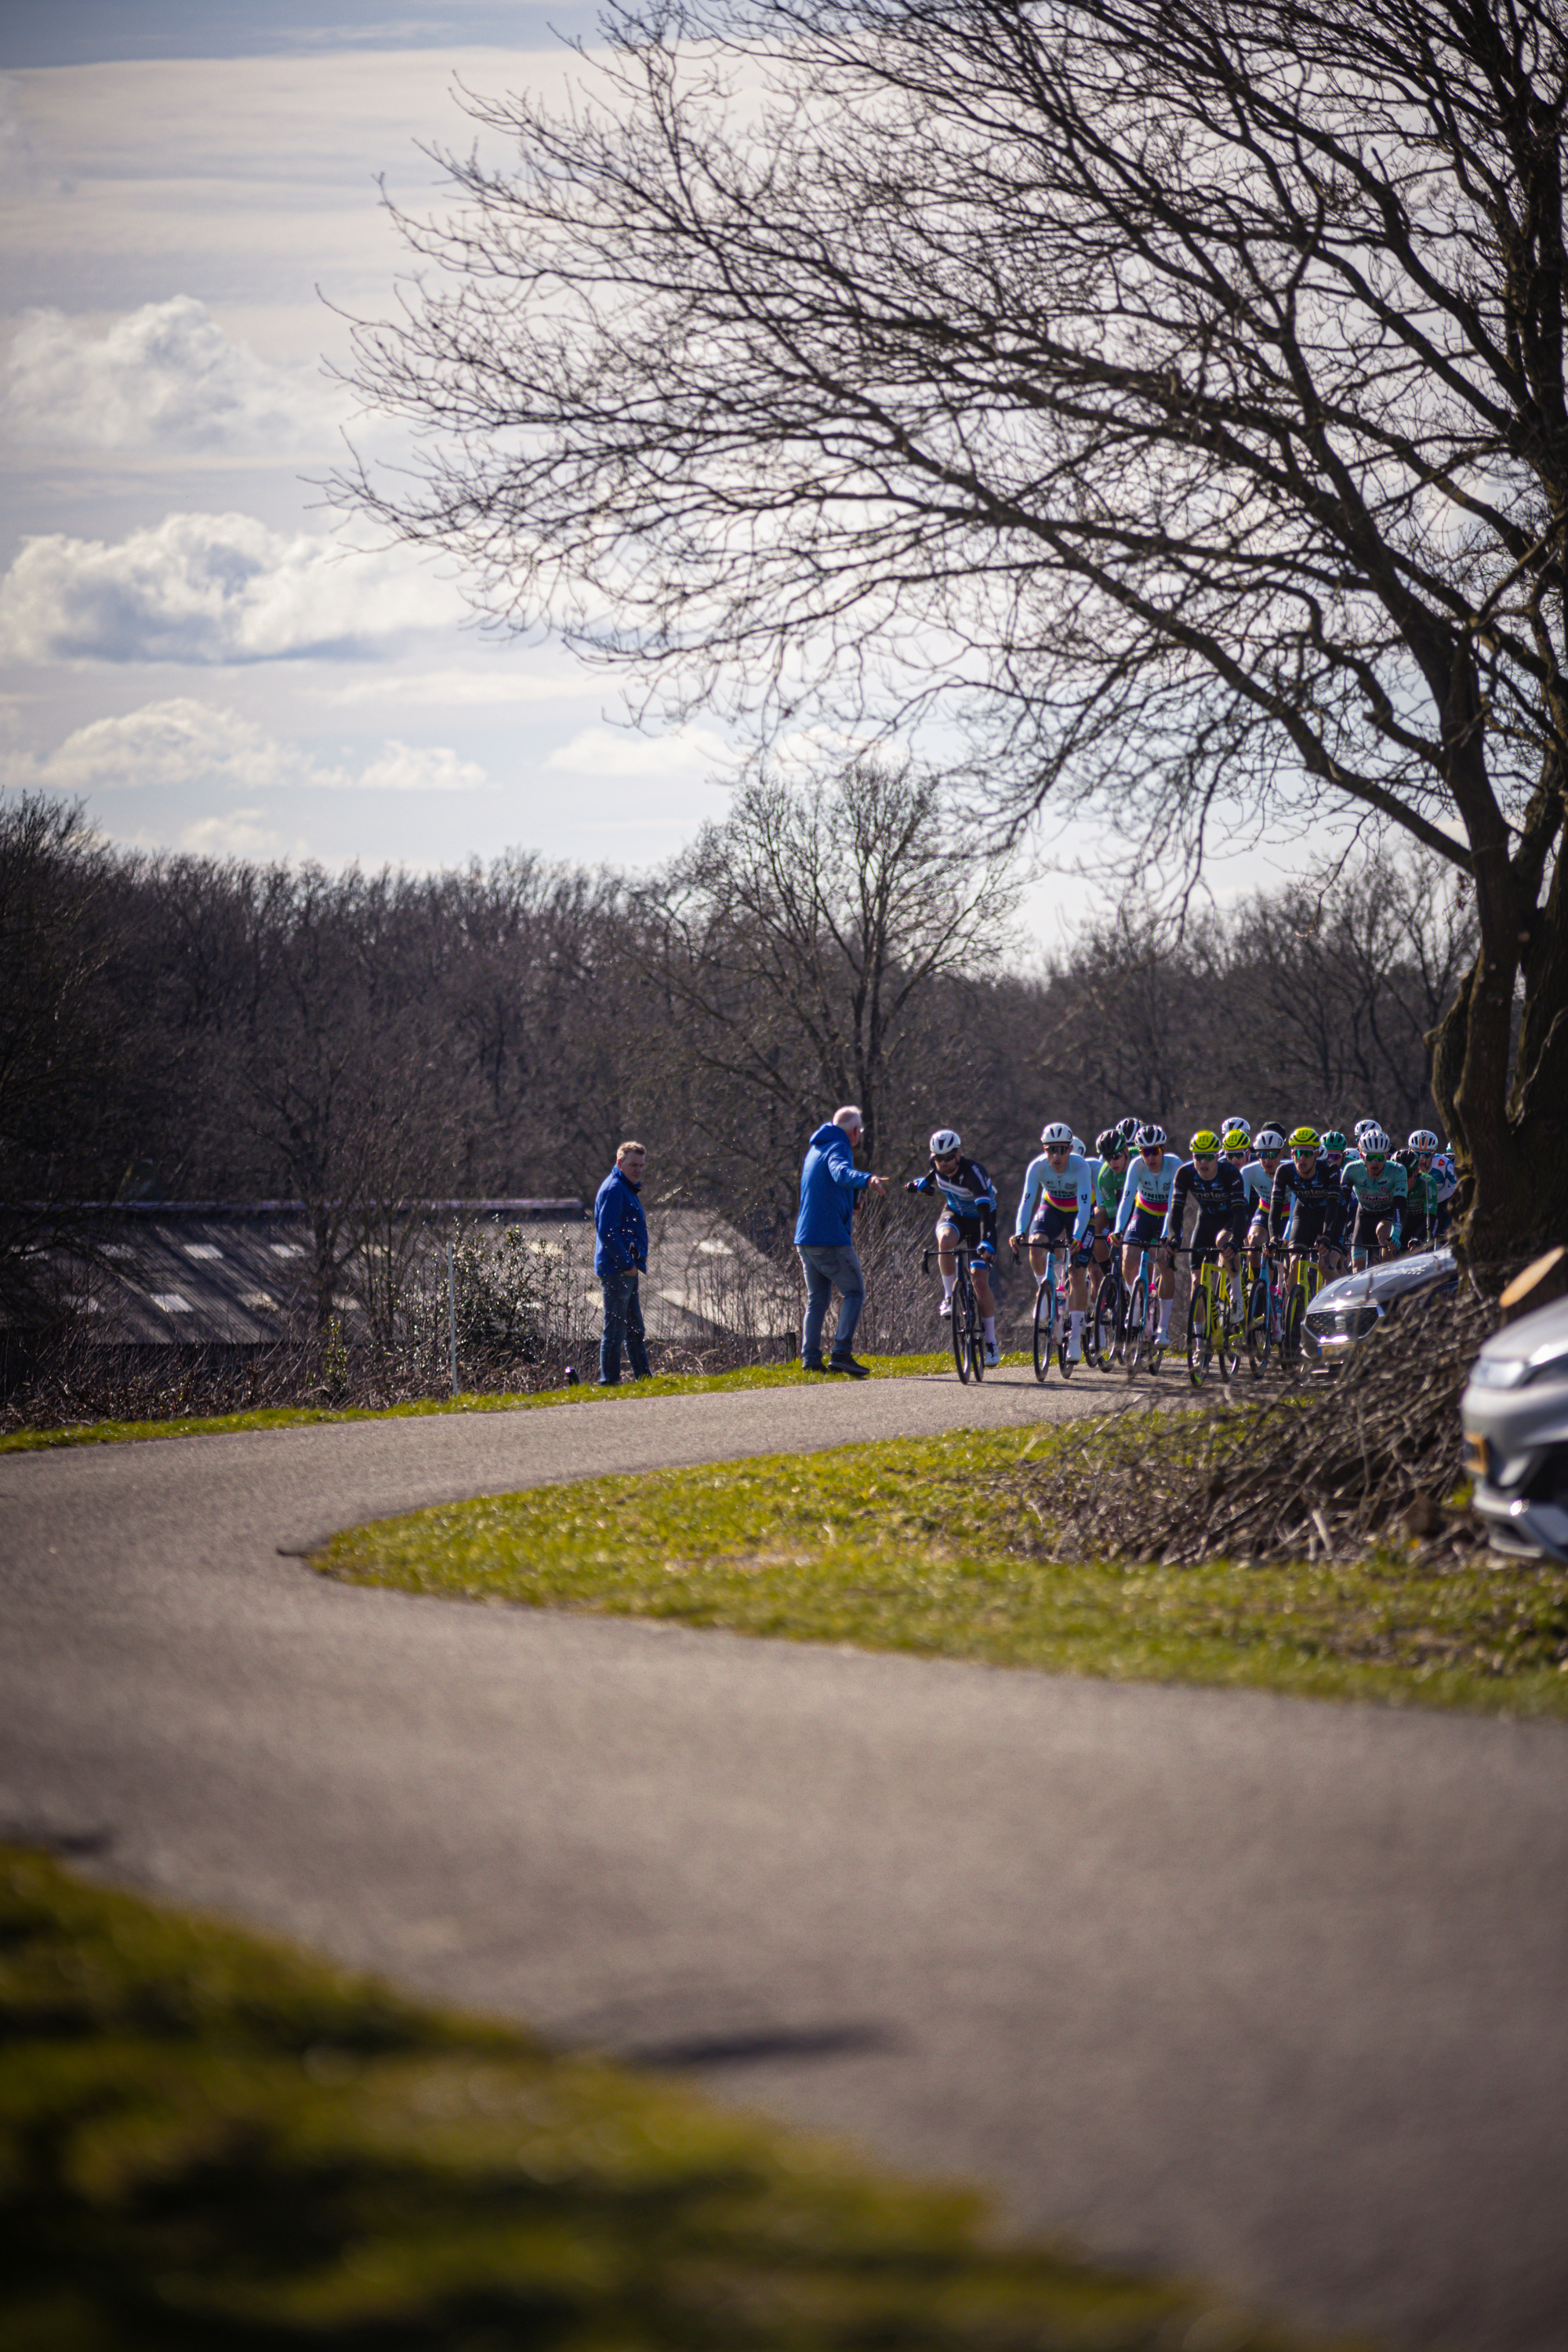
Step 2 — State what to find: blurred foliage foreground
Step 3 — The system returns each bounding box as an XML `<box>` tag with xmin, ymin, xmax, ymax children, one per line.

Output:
<box><xmin>0</xmin><ymin>1848</ymin><xmax>1320</xmax><ymax>2350</ymax></box>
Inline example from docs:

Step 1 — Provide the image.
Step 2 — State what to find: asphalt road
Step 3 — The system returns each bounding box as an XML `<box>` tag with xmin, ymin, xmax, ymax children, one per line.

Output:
<box><xmin>3</xmin><ymin>1367</ymin><xmax>1566</xmax><ymax>2352</ymax></box>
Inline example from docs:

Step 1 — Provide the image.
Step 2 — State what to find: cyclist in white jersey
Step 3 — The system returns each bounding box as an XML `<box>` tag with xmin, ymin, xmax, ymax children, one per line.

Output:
<box><xmin>1011</xmin><ymin>1122</ymin><xmax>1094</xmax><ymax>1362</ymax></box>
<box><xmin>1236</xmin><ymin>1126</ymin><xmax>1285</xmax><ymax>1277</ymax></box>
<box><xmin>1111</xmin><ymin>1123</ymin><xmax>1179</xmax><ymax>1348</ymax></box>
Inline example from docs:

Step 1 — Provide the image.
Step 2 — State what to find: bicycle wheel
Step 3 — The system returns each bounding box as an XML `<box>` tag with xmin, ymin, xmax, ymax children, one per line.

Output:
<box><xmin>951</xmin><ymin>1269</ymin><xmax>972</xmax><ymax>1383</ymax></box>
<box><xmin>1091</xmin><ymin>1269</ymin><xmax>1121</xmax><ymax>1369</ymax></box>
<box><xmin>1126</xmin><ymin>1276</ymin><xmax>1149</xmax><ymax>1371</ymax></box>
<box><xmin>967</xmin><ymin>1283</ymin><xmax>986</xmax><ymax>1381</ymax></box>
<box><xmin>1186</xmin><ymin>1282</ymin><xmax>1210</xmax><ymax>1385</ymax></box>
<box><xmin>1245</xmin><ymin>1276</ymin><xmax>1272</xmax><ymax>1375</ymax></box>
<box><xmin>1031</xmin><ymin>1273</ymin><xmax>1054</xmax><ymax>1383</ymax></box>
<box><xmin>1283</xmin><ymin>1285</ymin><xmax>1305</xmax><ymax>1365</ymax></box>
<box><xmin>1217</xmin><ymin>1276</ymin><xmax>1243</xmax><ymax>1380</ymax></box>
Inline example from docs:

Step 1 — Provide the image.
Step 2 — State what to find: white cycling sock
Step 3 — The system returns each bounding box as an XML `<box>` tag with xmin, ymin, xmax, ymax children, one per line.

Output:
<box><xmin>941</xmin><ymin>1269</ymin><xmax>956</xmax><ymax>1300</ymax></box>
<box><xmin>1158</xmin><ymin>1298</ymin><xmax>1172</xmax><ymax>1338</ymax></box>
<box><xmin>1069</xmin><ymin>1310</ymin><xmax>1084</xmax><ymax>1344</ymax></box>
<box><xmin>983</xmin><ymin>1316</ymin><xmax>996</xmax><ymax>1343</ymax></box>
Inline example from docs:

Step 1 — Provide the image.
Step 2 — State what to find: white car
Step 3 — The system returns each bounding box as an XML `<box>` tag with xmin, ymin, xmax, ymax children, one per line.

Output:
<box><xmin>1303</xmin><ymin>1247</ymin><xmax>1457</xmax><ymax>1360</ymax></box>
<box><xmin>1461</xmin><ymin>1294</ymin><xmax>1568</xmax><ymax>1563</ymax></box>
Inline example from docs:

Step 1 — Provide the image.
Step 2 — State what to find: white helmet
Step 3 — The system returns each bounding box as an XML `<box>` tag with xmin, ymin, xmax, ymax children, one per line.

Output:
<box><xmin>930</xmin><ymin>1128</ymin><xmax>962</xmax><ymax>1157</ymax></box>
<box><xmin>1363</xmin><ymin>1125</ymin><xmax>1391</xmax><ymax>1157</ymax></box>
<box><xmin>1354</xmin><ymin>1118</ymin><xmax>1377</xmax><ymax>1144</ymax></box>
<box><xmin>1221</xmin><ymin>1114</ymin><xmax>1251</xmax><ymax>1140</ymax></box>
<box><xmin>1070</xmin><ymin>1134</ymin><xmax>1087</xmax><ymax>1156</ymax></box>
<box><xmin>1408</xmin><ymin>1128</ymin><xmax>1439</xmax><ymax>1153</ymax></box>
<box><xmin>1040</xmin><ymin>1120</ymin><xmax>1074</xmax><ymax>1148</ymax></box>
<box><xmin>1254</xmin><ymin>1127</ymin><xmax>1286</xmax><ymax>1154</ymax></box>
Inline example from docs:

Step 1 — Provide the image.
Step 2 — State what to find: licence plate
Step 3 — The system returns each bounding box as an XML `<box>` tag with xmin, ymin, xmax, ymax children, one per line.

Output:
<box><xmin>1461</xmin><ymin>1431</ymin><xmax>1490</xmax><ymax>1480</ymax></box>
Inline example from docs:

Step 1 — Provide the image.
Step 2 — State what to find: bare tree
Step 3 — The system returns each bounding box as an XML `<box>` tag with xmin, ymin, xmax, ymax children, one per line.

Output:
<box><xmin>640</xmin><ymin>758</ymin><xmax>1023</xmax><ymax>1194</ymax></box>
<box><xmin>224</xmin><ymin>866</ymin><xmax>464</xmax><ymax>1332</ymax></box>
<box><xmin>335</xmin><ymin>0</ymin><xmax>1568</xmax><ymax>1253</ymax></box>
<box><xmin>0</xmin><ymin>797</ymin><xmax>147</xmax><ymax>1324</ymax></box>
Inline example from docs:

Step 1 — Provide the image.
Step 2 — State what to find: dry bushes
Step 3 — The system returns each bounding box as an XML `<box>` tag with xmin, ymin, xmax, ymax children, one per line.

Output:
<box><xmin>1011</xmin><ymin>1274</ymin><xmax>1502</xmax><ymax>1567</ymax></box>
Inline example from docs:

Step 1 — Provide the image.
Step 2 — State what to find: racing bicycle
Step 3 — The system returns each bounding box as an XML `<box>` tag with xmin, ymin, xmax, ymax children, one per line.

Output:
<box><xmin>1183</xmin><ymin>1244</ymin><xmax>1243</xmax><ymax>1386</ymax></box>
<box><xmin>924</xmin><ymin>1244</ymin><xmax>985</xmax><ymax>1384</ymax></box>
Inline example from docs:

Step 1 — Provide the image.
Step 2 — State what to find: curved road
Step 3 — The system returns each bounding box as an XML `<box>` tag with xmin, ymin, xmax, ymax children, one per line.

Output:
<box><xmin>3</xmin><ymin>1367</ymin><xmax>1566</xmax><ymax>2352</ymax></box>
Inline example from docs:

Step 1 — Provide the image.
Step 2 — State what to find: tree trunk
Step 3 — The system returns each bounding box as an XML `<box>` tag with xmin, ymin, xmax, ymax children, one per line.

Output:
<box><xmin>1429</xmin><ymin>917</ymin><xmax>1568</xmax><ymax>1264</ymax></box>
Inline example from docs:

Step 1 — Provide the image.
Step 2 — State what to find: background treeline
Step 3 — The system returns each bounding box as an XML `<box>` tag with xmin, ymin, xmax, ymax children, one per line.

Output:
<box><xmin>3</xmin><ymin>762</ymin><xmax>1470</xmax><ymax>1311</ymax></box>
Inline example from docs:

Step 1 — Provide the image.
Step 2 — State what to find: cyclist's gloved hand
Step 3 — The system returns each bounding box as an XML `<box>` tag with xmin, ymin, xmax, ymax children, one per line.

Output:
<box><xmin>904</xmin><ymin>1179</ymin><xmax>920</xmax><ymax>1193</ymax></box>
<box><xmin>975</xmin><ymin>1240</ymin><xmax>996</xmax><ymax>1263</ymax></box>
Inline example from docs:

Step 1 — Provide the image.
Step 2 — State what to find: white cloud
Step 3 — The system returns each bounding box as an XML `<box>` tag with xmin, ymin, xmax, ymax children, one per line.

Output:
<box><xmin>354</xmin><ymin>740</ymin><xmax>488</xmax><ymax>793</ymax></box>
<box><xmin>1</xmin><ymin>296</ymin><xmax>339</xmax><ymax>456</ymax></box>
<box><xmin>321</xmin><ymin>666</ymin><xmax>606</xmax><ymax>707</ymax></box>
<box><xmin>0</xmin><ymin>699</ymin><xmax>489</xmax><ymax>796</ymax></box>
<box><xmin>546</xmin><ymin>724</ymin><xmax>736</xmax><ymax>778</ymax></box>
<box><xmin>0</xmin><ymin>510</ymin><xmax>462</xmax><ymax>664</ymax></box>
<box><xmin>179</xmin><ymin>808</ymin><xmax>292</xmax><ymax>859</ymax></box>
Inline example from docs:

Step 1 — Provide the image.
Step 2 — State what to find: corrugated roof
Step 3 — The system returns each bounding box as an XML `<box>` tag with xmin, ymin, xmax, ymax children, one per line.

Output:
<box><xmin>29</xmin><ymin>1201</ymin><xmax>796</xmax><ymax>1346</ymax></box>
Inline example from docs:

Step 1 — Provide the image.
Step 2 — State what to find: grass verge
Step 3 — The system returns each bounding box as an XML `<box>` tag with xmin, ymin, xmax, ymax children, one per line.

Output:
<box><xmin>0</xmin><ymin>1352</ymin><xmax>956</xmax><ymax>1455</ymax></box>
<box><xmin>318</xmin><ymin>1425</ymin><xmax>1568</xmax><ymax>1719</ymax></box>
<box><xmin>0</xmin><ymin>1844</ymin><xmax>1319</xmax><ymax>2350</ymax></box>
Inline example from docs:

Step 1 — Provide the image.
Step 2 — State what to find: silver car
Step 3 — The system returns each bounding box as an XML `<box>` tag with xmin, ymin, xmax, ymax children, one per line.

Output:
<box><xmin>1461</xmin><ymin>1294</ymin><xmax>1568</xmax><ymax>1563</ymax></box>
<box><xmin>1303</xmin><ymin>1247</ymin><xmax>1457</xmax><ymax>1361</ymax></box>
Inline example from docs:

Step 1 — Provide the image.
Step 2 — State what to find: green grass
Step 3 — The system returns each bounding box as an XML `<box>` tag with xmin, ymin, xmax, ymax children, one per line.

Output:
<box><xmin>319</xmin><ymin>1426</ymin><xmax>1568</xmax><ymax>1719</ymax></box>
<box><xmin>0</xmin><ymin>1845</ymin><xmax>1324</xmax><ymax>2350</ymax></box>
<box><xmin>0</xmin><ymin>1353</ymin><xmax>956</xmax><ymax>1454</ymax></box>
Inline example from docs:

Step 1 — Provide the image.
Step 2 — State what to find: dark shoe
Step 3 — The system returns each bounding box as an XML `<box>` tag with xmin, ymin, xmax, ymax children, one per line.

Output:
<box><xmin>827</xmin><ymin>1355</ymin><xmax>870</xmax><ymax>1377</ymax></box>
<box><xmin>800</xmin><ymin>1356</ymin><xmax>827</xmax><ymax>1373</ymax></box>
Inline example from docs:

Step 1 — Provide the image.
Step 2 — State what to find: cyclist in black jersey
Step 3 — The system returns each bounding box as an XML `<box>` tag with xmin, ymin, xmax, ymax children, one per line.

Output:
<box><xmin>907</xmin><ymin>1128</ymin><xmax>1001</xmax><ymax>1364</ymax></box>
<box><xmin>1162</xmin><ymin>1133</ymin><xmax>1247</xmax><ymax>1277</ymax></box>
<box><xmin>1269</xmin><ymin>1127</ymin><xmax>1347</xmax><ymax>1294</ymax></box>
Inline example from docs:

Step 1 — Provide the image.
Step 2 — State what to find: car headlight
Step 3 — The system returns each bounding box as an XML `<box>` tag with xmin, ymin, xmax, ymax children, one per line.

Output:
<box><xmin>1470</xmin><ymin>1356</ymin><xmax>1530</xmax><ymax>1388</ymax></box>
<box><xmin>1308</xmin><ymin>1305</ymin><xmax>1381</xmax><ymax>1339</ymax></box>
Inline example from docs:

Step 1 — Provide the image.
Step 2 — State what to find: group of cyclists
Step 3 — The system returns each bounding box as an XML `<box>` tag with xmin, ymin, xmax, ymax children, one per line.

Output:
<box><xmin>906</xmin><ymin>1116</ymin><xmax>1457</xmax><ymax>1369</ymax></box>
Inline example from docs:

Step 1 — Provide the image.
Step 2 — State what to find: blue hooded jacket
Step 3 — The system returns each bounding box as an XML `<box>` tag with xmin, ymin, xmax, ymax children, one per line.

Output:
<box><xmin>593</xmin><ymin>1163</ymin><xmax>648</xmax><ymax>1277</ymax></box>
<box><xmin>794</xmin><ymin>1121</ymin><xmax>872</xmax><ymax>1247</ymax></box>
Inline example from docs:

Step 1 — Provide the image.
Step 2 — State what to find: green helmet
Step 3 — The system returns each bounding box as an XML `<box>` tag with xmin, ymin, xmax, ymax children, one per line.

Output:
<box><xmin>1189</xmin><ymin>1128</ymin><xmax>1221</xmax><ymax>1156</ymax></box>
<box><xmin>1289</xmin><ymin>1125</ymin><xmax>1320</xmax><ymax>1152</ymax></box>
<box><xmin>1320</xmin><ymin>1130</ymin><xmax>1348</xmax><ymax>1155</ymax></box>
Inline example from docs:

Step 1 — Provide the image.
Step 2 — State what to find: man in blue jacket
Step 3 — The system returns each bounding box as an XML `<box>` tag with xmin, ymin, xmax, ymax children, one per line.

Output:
<box><xmin>794</xmin><ymin>1105</ymin><xmax>887</xmax><ymax>1377</ymax></box>
<box><xmin>594</xmin><ymin>1139</ymin><xmax>652</xmax><ymax>1385</ymax></box>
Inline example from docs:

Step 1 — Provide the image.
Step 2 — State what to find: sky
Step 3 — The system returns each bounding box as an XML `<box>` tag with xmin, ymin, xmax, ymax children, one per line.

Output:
<box><xmin>0</xmin><ymin>1</ymin><xmax>1308</xmax><ymax>925</ymax></box>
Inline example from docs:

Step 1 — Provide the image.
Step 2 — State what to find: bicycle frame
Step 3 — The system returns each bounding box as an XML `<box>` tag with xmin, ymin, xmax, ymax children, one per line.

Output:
<box><xmin>1184</xmin><ymin>1246</ymin><xmax>1243</xmax><ymax>1387</ymax></box>
<box><xmin>1123</xmin><ymin>1243</ymin><xmax>1167</xmax><ymax>1373</ymax></box>
<box><xmin>923</xmin><ymin>1243</ymin><xmax>986</xmax><ymax>1384</ymax></box>
<box><xmin>1029</xmin><ymin>1241</ymin><xmax>1076</xmax><ymax>1382</ymax></box>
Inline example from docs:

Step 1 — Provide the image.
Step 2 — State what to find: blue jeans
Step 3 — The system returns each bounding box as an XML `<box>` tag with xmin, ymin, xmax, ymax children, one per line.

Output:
<box><xmin>797</xmin><ymin>1243</ymin><xmax>866</xmax><ymax>1364</ymax></box>
<box><xmin>599</xmin><ymin>1269</ymin><xmax>651</xmax><ymax>1384</ymax></box>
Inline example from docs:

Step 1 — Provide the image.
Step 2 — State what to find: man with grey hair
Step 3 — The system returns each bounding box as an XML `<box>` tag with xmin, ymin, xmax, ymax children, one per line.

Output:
<box><xmin>793</xmin><ymin>1105</ymin><xmax>887</xmax><ymax>1376</ymax></box>
<box><xmin>593</xmin><ymin>1139</ymin><xmax>651</xmax><ymax>1385</ymax></box>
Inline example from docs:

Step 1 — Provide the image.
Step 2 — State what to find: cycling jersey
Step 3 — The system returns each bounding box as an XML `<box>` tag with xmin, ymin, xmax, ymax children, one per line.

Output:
<box><xmin>1094</xmin><ymin>1160</ymin><xmax>1129</xmax><ymax>1218</ymax></box>
<box><xmin>1162</xmin><ymin>1158</ymin><xmax>1247</xmax><ymax>1244</ymax></box>
<box><xmin>1396</xmin><ymin>1152</ymin><xmax>1439</xmax><ymax>1219</ymax></box>
<box><xmin>911</xmin><ymin>1156</ymin><xmax>998</xmax><ymax>1247</ymax></box>
<box><xmin>1239</xmin><ymin>1159</ymin><xmax>1280</xmax><ymax>1224</ymax></box>
<box><xmin>1014</xmin><ymin>1151</ymin><xmax>1092</xmax><ymax>1242</ymax></box>
<box><xmin>1112</xmin><ymin>1152</ymin><xmax>1178</xmax><ymax>1240</ymax></box>
<box><xmin>1341</xmin><ymin>1157</ymin><xmax>1407</xmax><ymax>1250</ymax></box>
<box><xmin>1269</xmin><ymin>1156</ymin><xmax>1348</xmax><ymax>1242</ymax></box>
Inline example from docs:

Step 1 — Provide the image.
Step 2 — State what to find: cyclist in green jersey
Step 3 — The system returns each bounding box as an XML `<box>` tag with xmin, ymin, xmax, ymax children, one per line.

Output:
<box><xmin>1089</xmin><ymin>1127</ymin><xmax>1131</xmax><ymax>1296</ymax></box>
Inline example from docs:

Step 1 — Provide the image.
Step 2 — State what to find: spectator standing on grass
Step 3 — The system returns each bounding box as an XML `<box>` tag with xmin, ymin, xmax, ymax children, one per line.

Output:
<box><xmin>794</xmin><ymin>1105</ymin><xmax>887</xmax><ymax>1377</ymax></box>
<box><xmin>594</xmin><ymin>1141</ymin><xmax>652</xmax><ymax>1386</ymax></box>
